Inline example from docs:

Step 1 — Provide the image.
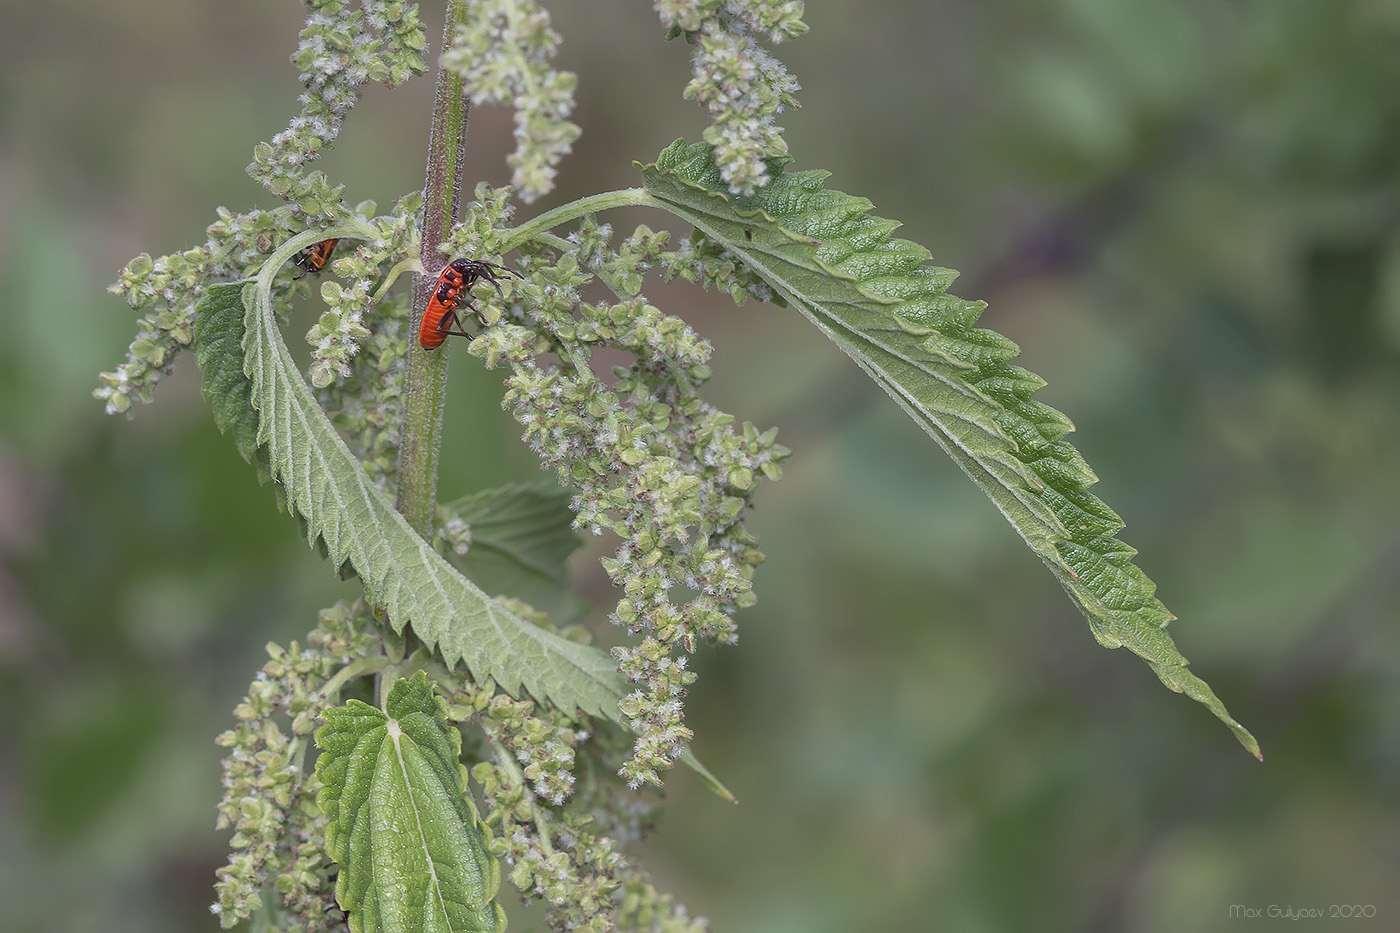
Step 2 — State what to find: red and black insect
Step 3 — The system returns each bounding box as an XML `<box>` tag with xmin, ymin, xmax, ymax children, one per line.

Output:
<box><xmin>292</xmin><ymin>237</ymin><xmax>340</xmax><ymax>280</ymax></box>
<box><xmin>418</xmin><ymin>257</ymin><xmax>520</xmax><ymax>350</ymax></box>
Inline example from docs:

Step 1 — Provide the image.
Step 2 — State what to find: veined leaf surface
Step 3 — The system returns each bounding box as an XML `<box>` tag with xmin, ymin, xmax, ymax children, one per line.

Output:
<box><xmin>316</xmin><ymin>672</ymin><xmax>505</xmax><ymax>933</ymax></box>
<box><xmin>639</xmin><ymin>140</ymin><xmax>1258</xmax><ymax>758</ymax></box>
<box><xmin>446</xmin><ymin>481</ymin><xmax>590</xmax><ymax>625</ymax></box>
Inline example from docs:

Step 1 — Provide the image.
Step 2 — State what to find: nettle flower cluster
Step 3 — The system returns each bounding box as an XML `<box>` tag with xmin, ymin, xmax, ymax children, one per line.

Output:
<box><xmin>212</xmin><ymin>601</ymin><xmax>384</xmax><ymax>931</ymax></box>
<box><xmin>442</xmin><ymin>0</ymin><xmax>580</xmax><ymax>203</ymax></box>
<box><xmin>307</xmin><ymin>200</ymin><xmax>424</xmax><ymax>488</ymax></box>
<box><xmin>97</xmin><ymin>205</ymin><xmax>324</xmax><ymax>416</ymax></box>
<box><xmin>450</xmin><ymin>681</ymin><xmax>705</xmax><ymax>932</ymax></box>
<box><xmin>657</xmin><ymin>0</ymin><xmax>807</xmax><ymax>194</ymax></box>
<box><xmin>462</xmin><ymin>210</ymin><xmax>790</xmax><ymax>788</ymax></box>
<box><xmin>448</xmin><ymin>0</ymin><xmax>808</xmax><ymax>200</ymax></box>
<box><xmin>248</xmin><ymin>0</ymin><xmax>426</xmax><ymax>217</ymax></box>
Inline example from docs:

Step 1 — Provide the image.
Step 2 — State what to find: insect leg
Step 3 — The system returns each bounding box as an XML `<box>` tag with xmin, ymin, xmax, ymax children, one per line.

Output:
<box><xmin>436</xmin><ymin>308</ymin><xmax>477</xmax><ymax>341</ymax></box>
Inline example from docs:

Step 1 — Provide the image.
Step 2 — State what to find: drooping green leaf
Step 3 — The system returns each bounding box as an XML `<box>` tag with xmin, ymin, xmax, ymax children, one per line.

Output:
<box><xmin>191</xmin><ymin>230</ymin><xmax>628</xmax><ymax>719</ymax></box>
<box><xmin>640</xmin><ymin>139</ymin><xmax>1259</xmax><ymax>758</ymax></box>
<box><xmin>446</xmin><ymin>481</ymin><xmax>590</xmax><ymax>625</ymax></box>
<box><xmin>316</xmin><ymin>672</ymin><xmax>505</xmax><ymax>933</ymax></box>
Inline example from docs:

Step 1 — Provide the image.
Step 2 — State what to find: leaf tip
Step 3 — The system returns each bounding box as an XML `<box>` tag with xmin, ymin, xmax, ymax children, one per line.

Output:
<box><xmin>679</xmin><ymin>747</ymin><xmax>736</xmax><ymax>803</ymax></box>
<box><xmin>1228</xmin><ymin>720</ymin><xmax>1263</xmax><ymax>761</ymax></box>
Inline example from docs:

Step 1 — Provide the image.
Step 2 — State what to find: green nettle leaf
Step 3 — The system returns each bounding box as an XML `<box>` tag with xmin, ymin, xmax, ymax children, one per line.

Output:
<box><xmin>640</xmin><ymin>139</ymin><xmax>1260</xmax><ymax>758</ymax></box>
<box><xmin>193</xmin><ymin>232</ymin><xmax>628</xmax><ymax>719</ymax></box>
<box><xmin>317</xmin><ymin>672</ymin><xmax>505</xmax><ymax>933</ymax></box>
<box><xmin>446</xmin><ymin>482</ymin><xmax>591</xmax><ymax>625</ymax></box>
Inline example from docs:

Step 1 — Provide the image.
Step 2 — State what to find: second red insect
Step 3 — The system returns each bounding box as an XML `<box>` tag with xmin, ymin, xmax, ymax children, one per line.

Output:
<box><xmin>292</xmin><ymin>237</ymin><xmax>340</xmax><ymax>280</ymax></box>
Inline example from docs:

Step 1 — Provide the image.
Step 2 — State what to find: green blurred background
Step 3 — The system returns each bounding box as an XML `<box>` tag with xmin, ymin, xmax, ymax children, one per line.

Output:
<box><xmin>3</xmin><ymin>1</ymin><xmax>1398</xmax><ymax>930</ymax></box>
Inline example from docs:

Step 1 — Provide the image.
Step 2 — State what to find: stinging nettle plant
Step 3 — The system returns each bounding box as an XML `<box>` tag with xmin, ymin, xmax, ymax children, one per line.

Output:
<box><xmin>96</xmin><ymin>0</ymin><xmax>1259</xmax><ymax>930</ymax></box>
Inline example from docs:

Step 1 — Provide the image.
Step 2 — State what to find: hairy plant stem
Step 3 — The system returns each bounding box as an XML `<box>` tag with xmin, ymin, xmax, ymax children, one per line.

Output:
<box><xmin>395</xmin><ymin>1</ymin><xmax>472</xmax><ymax>537</ymax></box>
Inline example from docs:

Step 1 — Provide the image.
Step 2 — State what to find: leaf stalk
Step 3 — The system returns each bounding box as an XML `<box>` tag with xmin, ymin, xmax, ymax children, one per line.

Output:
<box><xmin>504</xmin><ymin>188</ymin><xmax>658</xmax><ymax>251</ymax></box>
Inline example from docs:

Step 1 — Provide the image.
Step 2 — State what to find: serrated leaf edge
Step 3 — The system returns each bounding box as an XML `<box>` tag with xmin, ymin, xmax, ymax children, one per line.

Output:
<box><xmin>640</xmin><ymin>140</ymin><xmax>1259</xmax><ymax>758</ymax></box>
<box><xmin>236</xmin><ymin>235</ymin><xmax>626</xmax><ymax>717</ymax></box>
